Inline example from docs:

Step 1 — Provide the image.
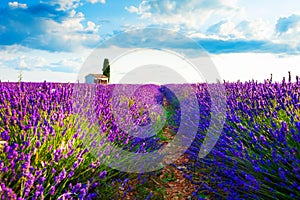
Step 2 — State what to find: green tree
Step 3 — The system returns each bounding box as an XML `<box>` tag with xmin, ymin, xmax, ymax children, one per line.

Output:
<box><xmin>102</xmin><ymin>58</ymin><xmax>110</xmax><ymax>82</ymax></box>
<box><xmin>102</xmin><ymin>58</ymin><xmax>109</xmax><ymax>72</ymax></box>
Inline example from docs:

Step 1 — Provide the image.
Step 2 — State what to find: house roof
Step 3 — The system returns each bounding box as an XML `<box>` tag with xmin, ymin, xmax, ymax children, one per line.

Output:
<box><xmin>87</xmin><ymin>74</ymin><xmax>108</xmax><ymax>79</ymax></box>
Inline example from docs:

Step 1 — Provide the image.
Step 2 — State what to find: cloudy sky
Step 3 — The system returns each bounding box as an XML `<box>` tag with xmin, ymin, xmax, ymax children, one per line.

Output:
<box><xmin>1</xmin><ymin>0</ymin><xmax>300</xmax><ymax>82</ymax></box>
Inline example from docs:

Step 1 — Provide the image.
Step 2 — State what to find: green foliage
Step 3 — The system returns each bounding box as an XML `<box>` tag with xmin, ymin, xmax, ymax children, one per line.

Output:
<box><xmin>102</xmin><ymin>58</ymin><xmax>109</xmax><ymax>72</ymax></box>
<box><xmin>102</xmin><ymin>58</ymin><xmax>110</xmax><ymax>81</ymax></box>
<box><xmin>162</xmin><ymin>171</ymin><xmax>176</xmax><ymax>183</ymax></box>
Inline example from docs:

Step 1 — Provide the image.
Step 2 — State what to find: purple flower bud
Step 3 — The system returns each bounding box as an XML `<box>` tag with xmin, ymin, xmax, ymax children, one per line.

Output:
<box><xmin>1</xmin><ymin>130</ymin><xmax>10</xmax><ymax>141</ymax></box>
<box><xmin>67</xmin><ymin>149</ymin><xmax>74</xmax><ymax>157</ymax></box>
<box><xmin>260</xmin><ymin>135</ymin><xmax>266</xmax><ymax>143</ymax></box>
<box><xmin>89</xmin><ymin>162</ymin><xmax>96</xmax><ymax>168</ymax></box>
<box><xmin>72</xmin><ymin>161</ymin><xmax>80</xmax><ymax>170</ymax></box>
<box><xmin>10</xmin><ymin>160</ymin><xmax>15</xmax><ymax>168</ymax></box>
<box><xmin>11</xmin><ymin>142</ymin><xmax>19</xmax><ymax>149</ymax></box>
<box><xmin>68</xmin><ymin>170</ymin><xmax>74</xmax><ymax>179</ymax></box>
<box><xmin>73</xmin><ymin>133</ymin><xmax>79</xmax><ymax>139</ymax></box>
<box><xmin>50</xmin><ymin>186</ymin><xmax>55</xmax><ymax>195</ymax></box>
<box><xmin>2</xmin><ymin>167</ymin><xmax>8</xmax><ymax>172</ymax></box>
<box><xmin>59</xmin><ymin>168</ymin><xmax>66</xmax><ymax>180</ymax></box>
<box><xmin>79</xmin><ymin>188</ymin><xmax>87</xmax><ymax>198</ymax></box>
<box><xmin>38</xmin><ymin>176</ymin><xmax>46</xmax><ymax>184</ymax></box>
<box><xmin>62</xmin><ymin>128</ymin><xmax>67</xmax><ymax>136</ymax></box>
<box><xmin>54</xmin><ymin>148</ymin><xmax>62</xmax><ymax>162</ymax></box>
<box><xmin>35</xmin><ymin>141</ymin><xmax>41</xmax><ymax>148</ymax></box>
<box><xmin>99</xmin><ymin>170</ymin><xmax>107</xmax><ymax>179</ymax></box>
<box><xmin>3</xmin><ymin>144</ymin><xmax>10</xmax><ymax>153</ymax></box>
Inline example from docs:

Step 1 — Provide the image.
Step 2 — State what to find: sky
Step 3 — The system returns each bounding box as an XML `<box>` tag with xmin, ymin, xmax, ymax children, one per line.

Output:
<box><xmin>1</xmin><ymin>0</ymin><xmax>300</xmax><ymax>83</ymax></box>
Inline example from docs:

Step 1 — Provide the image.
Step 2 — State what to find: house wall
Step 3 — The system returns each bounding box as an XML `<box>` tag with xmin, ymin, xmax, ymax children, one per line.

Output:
<box><xmin>85</xmin><ymin>75</ymin><xmax>95</xmax><ymax>84</ymax></box>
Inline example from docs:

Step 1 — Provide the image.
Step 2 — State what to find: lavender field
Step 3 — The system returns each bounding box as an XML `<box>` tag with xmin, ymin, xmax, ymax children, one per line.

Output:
<box><xmin>0</xmin><ymin>78</ymin><xmax>300</xmax><ymax>199</ymax></box>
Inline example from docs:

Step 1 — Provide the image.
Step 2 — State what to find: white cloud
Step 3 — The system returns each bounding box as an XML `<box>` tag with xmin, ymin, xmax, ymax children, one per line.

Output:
<box><xmin>53</xmin><ymin>0</ymin><xmax>82</xmax><ymax>11</ymax></box>
<box><xmin>85</xmin><ymin>21</ymin><xmax>99</xmax><ymax>33</ymax></box>
<box><xmin>206</xmin><ymin>20</ymin><xmax>240</xmax><ymax>39</ymax></box>
<box><xmin>273</xmin><ymin>14</ymin><xmax>300</xmax><ymax>48</ymax></box>
<box><xmin>204</xmin><ymin>19</ymin><xmax>273</xmax><ymax>40</ymax></box>
<box><xmin>124</xmin><ymin>0</ymin><xmax>282</xmax><ymax>43</ymax></box>
<box><xmin>125</xmin><ymin>1</ymin><xmax>152</xmax><ymax>19</ymax></box>
<box><xmin>8</xmin><ymin>2</ymin><xmax>27</xmax><ymax>9</ymax></box>
<box><xmin>52</xmin><ymin>0</ymin><xmax>106</xmax><ymax>10</ymax></box>
<box><xmin>126</xmin><ymin>0</ymin><xmax>241</xmax><ymax>30</ymax></box>
<box><xmin>87</xmin><ymin>0</ymin><xmax>106</xmax><ymax>4</ymax></box>
<box><xmin>236</xmin><ymin>19</ymin><xmax>273</xmax><ymax>40</ymax></box>
<box><xmin>125</xmin><ymin>6</ymin><xmax>139</xmax><ymax>14</ymax></box>
<box><xmin>28</xmin><ymin>10</ymin><xmax>101</xmax><ymax>51</ymax></box>
<box><xmin>0</xmin><ymin>45</ymin><xmax>90</xmax><ymax>81</ymax></box>
<box><xmin>19</xmin><ymin>56</ymin><xmax>28</xmax><ymax>68</ymax></box>
<box><xmin>33</xmin><ymin>57</ymin><xmax>48</xmax><ymax>67</ymax></box>
<box><xmin>210</xmin><ymin>53</ymin><xmax>300</xmax><ymax>82</ymax></box>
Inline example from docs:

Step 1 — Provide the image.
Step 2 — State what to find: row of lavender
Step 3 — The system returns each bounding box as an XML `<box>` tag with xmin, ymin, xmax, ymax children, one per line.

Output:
<box><xmin>1</xmin><ymin>79</ymin><xmax>300</xmax><ymax>199</ymax></box>
<box><xmin>0</xmin><ymin>82</ymin><xmax>124</xmax><ymax>199</ymax></box>
<box><xmin>186</xmin><ymin>79</ymin><xmax>300</xmax><ymax>199</ymax></box>
<box><xmin>0</xmin><ymin>82</ymin><xmax>177</xmax><ymax>199</ymax></box>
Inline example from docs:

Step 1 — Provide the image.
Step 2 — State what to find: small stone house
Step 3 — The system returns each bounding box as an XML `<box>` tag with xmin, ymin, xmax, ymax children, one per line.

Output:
<box><xmin>85</xmin><ymin>74</ymin><xmax>108</xmax><ymax>84</ymax></box>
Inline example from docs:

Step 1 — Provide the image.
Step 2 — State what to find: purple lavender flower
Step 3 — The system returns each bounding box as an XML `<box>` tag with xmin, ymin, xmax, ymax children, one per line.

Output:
<box><xmin>99</xmin><ymin>170</ymin><xmax>107</xmax><ymax>179</ymax></box>
<box><xmin>1</xmin><ymin>130</ymin><xmax>10</xmax><ymax>141</ymax></box>
<box><xmin>49</xmin><ymin>186</ymin><xmax>55</xmax><ymax>195</ymax></box>
<box><xmin>35</xmin><ymin>141</ymin><xmax>41</xmax><ymax>148</ymax></box>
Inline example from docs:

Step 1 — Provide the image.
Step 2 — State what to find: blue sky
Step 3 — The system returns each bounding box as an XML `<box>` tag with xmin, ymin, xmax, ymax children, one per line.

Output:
<box><xmin>0</xmin><ymin>0</ymin><xmax>300</xmax><ymax>82</ymax></box>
